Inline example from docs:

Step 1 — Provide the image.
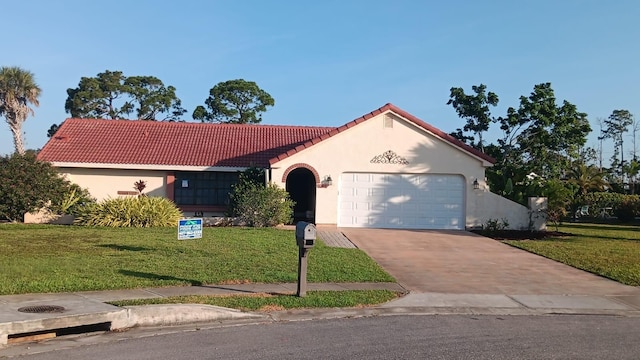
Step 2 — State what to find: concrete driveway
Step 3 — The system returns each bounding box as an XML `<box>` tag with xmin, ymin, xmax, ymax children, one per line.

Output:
<box><xmin>342</xmin><ymin>228</ymin><xmax>640</xmax><ymax>296</ymax></box>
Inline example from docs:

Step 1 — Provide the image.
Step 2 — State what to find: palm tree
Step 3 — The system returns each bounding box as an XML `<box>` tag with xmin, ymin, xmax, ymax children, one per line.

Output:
<box><xmin>0</xmin><ymin>66</ymin><xmax>41</xmax><ymax>154</ymax></box>
<box><xmin>567</xmin><ymin>163</ymin><xmax>608</xmax><ymax>195</ymax></box>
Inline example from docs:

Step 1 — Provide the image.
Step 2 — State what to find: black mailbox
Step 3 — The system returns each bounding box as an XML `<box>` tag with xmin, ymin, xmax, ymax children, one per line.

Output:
<box><xmin>295</xmin><ymin>221</ymin><xmax>316</xmax><ymax>248</ymax></box>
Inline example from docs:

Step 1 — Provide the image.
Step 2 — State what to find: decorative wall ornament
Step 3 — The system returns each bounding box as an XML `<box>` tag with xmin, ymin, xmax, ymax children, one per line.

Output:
<box><xmin>370</xmin><ymin>150</ymin><xmax>409</xmax><ymax>164</ymax></box>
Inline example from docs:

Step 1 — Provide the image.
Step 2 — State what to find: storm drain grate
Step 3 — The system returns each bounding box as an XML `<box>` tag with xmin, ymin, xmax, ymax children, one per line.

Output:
<box><xmin>8</xmin><ymin>322</ymin><xmax>112</xmax><ymax>345</ymax></box>
<box><xmin>17</xmin><ymin>305</ymin><xmax>66</xmax><ymax>313</ymax></box>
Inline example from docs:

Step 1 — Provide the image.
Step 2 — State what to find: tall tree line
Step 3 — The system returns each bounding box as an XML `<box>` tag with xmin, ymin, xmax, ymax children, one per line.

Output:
<box><xmin>448</xmin><ymin>82</ymin><xmax>591</xmax><ymax>202</ymax></box>
<box><xmin>48</xmin><ymin>70</ymin><xmax>275</xmax><ymax>139</ymax></box>
<box><xmin>448</xmin><ymin>83</ymin><xmax>639</xmax><ymax>197</ymax></box>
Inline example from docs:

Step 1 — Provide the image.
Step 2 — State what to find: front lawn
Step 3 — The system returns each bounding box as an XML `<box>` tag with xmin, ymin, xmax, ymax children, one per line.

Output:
<box><xmin>0</xmin><ymin>224</ymin><xmax>393</xmax><ymax>295</ymax></box>
<box><xmin>503</xmin><ymin>223</ymin><xmax>640</xmax><ymax>286</ymax></box>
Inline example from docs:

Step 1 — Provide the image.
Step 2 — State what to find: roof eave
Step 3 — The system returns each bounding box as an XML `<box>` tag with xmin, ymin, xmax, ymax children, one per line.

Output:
<box><xmin>51</xmin><ymin>162</ymin><xmax>252</xmax><ymax>172</ymax></box>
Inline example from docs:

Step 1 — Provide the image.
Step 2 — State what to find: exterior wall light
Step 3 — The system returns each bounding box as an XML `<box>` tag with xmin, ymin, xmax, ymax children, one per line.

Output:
<box><xmin>473</xmin><ymin>178</ymin><xmax>480</xmax><ymax>190</ymax></box>
<box><xmin>321</xmin><ymin>175</ymin><xmax>333</xmax><ymax>187</ymax></box>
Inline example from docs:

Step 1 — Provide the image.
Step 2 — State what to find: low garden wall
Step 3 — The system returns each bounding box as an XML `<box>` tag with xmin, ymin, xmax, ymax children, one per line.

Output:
<box><xmin>469</xmin><ymin>191</ymin><xmax>546</xmax><ymax>231</ymax></box>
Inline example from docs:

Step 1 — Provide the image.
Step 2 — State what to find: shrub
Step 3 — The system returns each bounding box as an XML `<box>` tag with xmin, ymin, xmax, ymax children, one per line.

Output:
<box><xmin>542</xmin><ymin>179</ymin><xmax>575</xmax><ymax>228</ymax></box>
<box><xmin>484</xmin><ymin>218</ymin><xmax>509</xmax><ymax>231</ymax></box>
<box><xmin>75</xmin><ymin>196</ymin><xmax>182</xmax><ymax>227</ymax></box>
<box><xmin>0</xmin><ymin>152</ymin><xmax>69</xmax><ymax>222</ymax></box>
<box><xmin>545</xmin><ymin>206</ymin><xmax>568</xmax><ymax>231</ymax></box>
<box><xmin>227</xmin><ymin>167</ymin><xmax>265</xmax><ymax>217</ymax></box>
<box><xmin>234</xmin><ymin>182</ymin><xmax>294</xmax><ymax>227</ymax></box>
<box><xmin>49</xmin><ymin>183</ymin><xmax>96</xmax><ymax>216</ymax></box>
<box><xmin>575</xmin><ymin>192</ymin><xmax>640</xmax><ymax>221</ymax></box>
<box><xmin>615</xmin><ymin>196</ymin><xmax>640</xmax><ymax>222</ymax></box>
<box><xmin>575</xmin><ymin>192</ymin><xmax>626</xmax><ymax>215</ymax></box>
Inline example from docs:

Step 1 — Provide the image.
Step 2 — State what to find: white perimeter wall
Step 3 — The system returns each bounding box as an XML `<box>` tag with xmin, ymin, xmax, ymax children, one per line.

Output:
<box><xmin>470</xmin><ymin>190</ymin><xmax>547</xmax><ymax>230</ymax></box>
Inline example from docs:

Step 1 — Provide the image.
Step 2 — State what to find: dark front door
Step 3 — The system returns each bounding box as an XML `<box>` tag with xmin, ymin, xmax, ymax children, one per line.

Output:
<box><xmin>285</xmin><ymin>168</ymin><xmax>316</xmax><ymax>223</ymax></box>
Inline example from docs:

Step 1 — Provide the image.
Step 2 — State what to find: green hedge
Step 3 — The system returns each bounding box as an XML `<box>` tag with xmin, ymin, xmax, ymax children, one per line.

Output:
<box><xmin>575</xmin><ymin>192</ymin><xmax>640</xmax><ymax>221</ymax></box>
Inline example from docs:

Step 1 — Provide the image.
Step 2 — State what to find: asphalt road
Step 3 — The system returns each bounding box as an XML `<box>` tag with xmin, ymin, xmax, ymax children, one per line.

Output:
<box><xmin>8</xmin><ymin>315</ymin><xmax>640</xmax><ymax>359</ymax></box>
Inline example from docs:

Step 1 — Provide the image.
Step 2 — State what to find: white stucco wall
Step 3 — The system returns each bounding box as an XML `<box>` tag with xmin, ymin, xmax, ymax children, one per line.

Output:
<box><xmin>469</xmin><ymin>191</ymin><xmax>548</xmax><ymax>231</ymax></box>
<box><xmin>57</xmin><ymin>167</ymin><xmax>168</xmax><ymax>201</ymax></box>
<box><xmin>470</xmin><ymin>190</ymin><xmax>530</xmax><ymax>230</ymax></box>
<box><xmin>270</xmin><ymin>111</ymin><xmax>490</xmax><ymax>227</ymax></box>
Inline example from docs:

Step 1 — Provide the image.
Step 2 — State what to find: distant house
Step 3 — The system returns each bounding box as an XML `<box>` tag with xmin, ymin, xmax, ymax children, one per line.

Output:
<box><xmin>37</xmin><ymin>103</ymin><xmax>541</xmax><ymax>230</ymax></box>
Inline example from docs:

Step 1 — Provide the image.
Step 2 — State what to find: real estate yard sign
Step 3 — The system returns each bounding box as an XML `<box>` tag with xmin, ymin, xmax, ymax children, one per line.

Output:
<box><xmin>178</xmin><ymin>218</ymin><xmax>203</xmax><ymax>240</ymax></box>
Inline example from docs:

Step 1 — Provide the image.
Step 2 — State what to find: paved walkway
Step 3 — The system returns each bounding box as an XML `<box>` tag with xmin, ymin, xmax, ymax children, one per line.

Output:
<box><xmin>316</xmin><ymin>225</ymin><xmax>357</xmax><ymax>248</ymax></box>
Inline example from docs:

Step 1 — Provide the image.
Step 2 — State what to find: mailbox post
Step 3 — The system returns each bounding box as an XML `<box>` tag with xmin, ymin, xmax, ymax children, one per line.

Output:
<box><xmin>295</xmin><ymin>221</ymin><xmax>316</xmax><ymax>297</ymax></box>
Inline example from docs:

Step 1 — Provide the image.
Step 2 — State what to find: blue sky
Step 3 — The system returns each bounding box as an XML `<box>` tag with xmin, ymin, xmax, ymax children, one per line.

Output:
<box><xmin>2</xmin><ymin>0</ymin><xmax>639</xmax><ymax>161</ymax></box>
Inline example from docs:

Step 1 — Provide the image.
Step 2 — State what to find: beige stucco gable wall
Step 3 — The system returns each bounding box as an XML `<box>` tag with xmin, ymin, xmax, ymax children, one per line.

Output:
<box><xmin>58</xmin><ymin>167</ymin><xmax>167</xmax><ymax>201</ymax></box>
<box><xmin>270</xmin><ymin>111</ymin><xmax>490</xmax><ymax>227</ymax></box>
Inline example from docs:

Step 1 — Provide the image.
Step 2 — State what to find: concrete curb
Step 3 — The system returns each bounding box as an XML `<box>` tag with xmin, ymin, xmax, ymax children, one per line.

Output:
<box><xmin>122</xmin><ymin>304</ymin><xmax>268</xmax><ymax>328</ymax></box>
<box><xmin>0</xmin><ymin>304</ymin><xmax>267</xmax><ymax>347</ymax></box>
<box><xmin>3</xmin><ymin>301</ymin><xmax>640</xmax><ymax>350</ymax></box>
<box><xmin>266</xmin><ymin>306</ymin><xmax>640</xmax><ymax>323</ymax></box>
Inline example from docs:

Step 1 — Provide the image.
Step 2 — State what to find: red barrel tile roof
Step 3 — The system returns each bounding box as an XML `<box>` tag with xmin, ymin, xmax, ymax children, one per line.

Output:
<box><xmin>38</xmin><ymin>119</ymin><xmax>335</xmax><ymax>167</ymax></box>
<box><xmin>37</xmin><ymin>103</ymin><xmax>495</xmax><ymax>167</ymax></box>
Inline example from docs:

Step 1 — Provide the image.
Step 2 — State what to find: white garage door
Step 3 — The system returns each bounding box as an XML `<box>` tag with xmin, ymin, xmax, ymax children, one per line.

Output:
<box><xmin>339</xmin><ymin>173</ymin><xmax>465</xmax><ymax>229</ymax></box>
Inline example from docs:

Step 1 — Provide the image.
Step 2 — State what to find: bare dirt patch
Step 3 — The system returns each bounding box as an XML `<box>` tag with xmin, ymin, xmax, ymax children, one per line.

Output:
<box><xmin>258</xmin><ymin>304</ymin><xmax>286</xmax><ymax>312</ymax></box>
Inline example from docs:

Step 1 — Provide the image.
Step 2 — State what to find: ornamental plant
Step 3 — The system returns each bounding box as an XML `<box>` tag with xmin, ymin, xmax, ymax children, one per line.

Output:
<box><xmin>49</xmin><ymin>183</ymin><xmax>95</xmax><ymax>216</ymax></box>
<box><xmin>75</xmin><ymin>196</ymin><xmax>182</xmax><ymax>227</ymax></box>
<box><xmin>133</xmin><ymin>179</ymin><xmax>147</xmax><ymax>195</ymax></box>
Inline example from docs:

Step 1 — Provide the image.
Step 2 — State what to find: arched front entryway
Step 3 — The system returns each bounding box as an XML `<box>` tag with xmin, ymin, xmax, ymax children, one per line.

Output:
<box><xmin>285</xmin><ymin>167</ymin><xmax>317</xmax><ymax>223</ymax></box>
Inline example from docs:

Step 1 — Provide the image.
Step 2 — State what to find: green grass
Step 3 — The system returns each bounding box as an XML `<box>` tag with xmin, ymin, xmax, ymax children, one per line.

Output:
<box><xmin>110</xmin><ymin>290</ymin><xmax>401</xmax><ymax>311</ymax></box>
<box><xmin>504</xmin><ymin>223</ymin><xmax>640</xmax><ymax>286</ymax></box>
<box><xmin>0</xmin><ymin>224</ymin><xmax>394</xmax><ymax>295</ymax></box>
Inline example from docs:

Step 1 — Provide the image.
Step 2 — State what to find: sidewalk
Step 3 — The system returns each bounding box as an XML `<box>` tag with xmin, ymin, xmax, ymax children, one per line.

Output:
<box><xmin>2</xmin><ymin>282</ymin><xmax>640</xmax><ymax>348</ymax></box>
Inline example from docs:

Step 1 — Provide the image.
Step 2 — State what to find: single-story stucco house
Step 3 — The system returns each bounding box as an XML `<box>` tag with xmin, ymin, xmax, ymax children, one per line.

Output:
<box><xmin>37</xmin><ymin>103</ymin><xmax>544</xmax><ymax>230</ymax></box>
